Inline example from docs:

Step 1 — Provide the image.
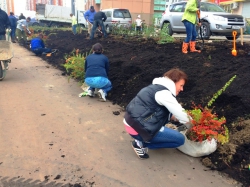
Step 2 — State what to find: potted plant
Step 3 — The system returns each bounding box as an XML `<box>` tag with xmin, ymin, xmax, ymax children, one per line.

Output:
<box><xmin>177</xmin><ymin>75</ymin><xmax>236</xmax><ymax>157</ymax></box>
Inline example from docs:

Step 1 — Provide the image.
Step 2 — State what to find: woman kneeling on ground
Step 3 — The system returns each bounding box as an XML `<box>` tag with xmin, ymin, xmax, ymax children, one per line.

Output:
<box><xmin>123</xmin><ymin>68</ymin><xmax>192</xmax><ymax>159</ymax></box>
<box><xmin>84</xmin><ymin>43</ymin><xmax>112</xmax><ymax>101</ymax></box>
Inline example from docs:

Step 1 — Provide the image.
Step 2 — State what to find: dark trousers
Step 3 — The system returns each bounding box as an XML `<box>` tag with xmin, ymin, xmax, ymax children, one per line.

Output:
<box><xmin>16</xmin><ymin>29</ymin><xmax>27</xmax><ymax>43</ymax></box>
<box><xmin>10</xmin><ymin>26</ymin><xmax>16</xmax><ymax>38</ymax></box>
<box><xmin>32</xmin><ymin>48</ymin><xmax>52</xmax><ymax>55</ymax></box>
<box><xmin>90</xmin><ymin>19</ymin><xmax>107</xmax><ymax>39</ymax></box>
<box><xmin>136</xmin><ymin>26</ymin><xmax>142</xmax><ymax>32</ymax></box>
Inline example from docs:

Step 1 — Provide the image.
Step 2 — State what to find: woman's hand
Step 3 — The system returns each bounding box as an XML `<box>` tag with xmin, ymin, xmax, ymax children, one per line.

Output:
<box><xmin>171</xmin><ymin>115</ymin><xmax>178</xmax><ymax>122</ymax></box>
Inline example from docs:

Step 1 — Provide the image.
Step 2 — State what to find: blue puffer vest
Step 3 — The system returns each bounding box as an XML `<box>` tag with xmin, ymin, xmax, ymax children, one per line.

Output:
<box><xmin>125</xmin><ymin>84</ymin><xmax>174</xmax><ymax>141</ymax></box>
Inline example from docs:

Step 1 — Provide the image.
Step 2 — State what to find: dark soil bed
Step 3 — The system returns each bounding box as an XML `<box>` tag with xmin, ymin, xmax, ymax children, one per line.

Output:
<box><xmin>26</xmin><ymin>30</ymin><xmax>250</xmax><ymax>187</ymax></box>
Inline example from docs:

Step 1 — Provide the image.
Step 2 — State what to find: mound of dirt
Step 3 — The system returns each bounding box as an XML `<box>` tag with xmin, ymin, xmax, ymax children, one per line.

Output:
<box><xmin>25</xmin><ymin>30</ymin><xmax>250</xmax><ymax>186</ymax></box>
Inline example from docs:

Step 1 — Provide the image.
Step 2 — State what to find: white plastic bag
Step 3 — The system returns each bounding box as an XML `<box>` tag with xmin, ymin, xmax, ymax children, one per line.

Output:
<box><xmin>177</xmin><ymin>131</ymin><xmax>217</xmax><ymax>157</ymax></box>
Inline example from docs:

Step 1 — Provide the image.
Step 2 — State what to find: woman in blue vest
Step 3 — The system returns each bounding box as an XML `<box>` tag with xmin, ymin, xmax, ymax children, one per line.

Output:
<box><xmin>123</xmin><ymin>68</ymin><xmax>192</xmax><ymax>159</ymax></box>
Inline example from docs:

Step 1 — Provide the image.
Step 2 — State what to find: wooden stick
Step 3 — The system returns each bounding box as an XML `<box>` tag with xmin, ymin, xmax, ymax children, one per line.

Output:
<box><xmin>240</xmin><ymin>28</ymin><xmax>243</xmax><ymax>45</ymax></box>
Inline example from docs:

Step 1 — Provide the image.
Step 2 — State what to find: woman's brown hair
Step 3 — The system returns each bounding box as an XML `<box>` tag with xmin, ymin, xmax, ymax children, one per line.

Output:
<box><xmin>92</xmin><ymin>43</ymin><xmax>103</xmax><ymax>54</ymax></box>
<box><xmin>163</xmin><ymin>68</ymin><xmax>188</xmax><ymax>83</ymax></box>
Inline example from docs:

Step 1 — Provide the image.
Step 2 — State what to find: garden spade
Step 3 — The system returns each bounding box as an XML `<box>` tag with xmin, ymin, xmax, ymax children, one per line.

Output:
<box><xmin>87</xmin><ymin>21</ymin><xmax>103</xmax><ymax>37</ymax></box>
<box><xmin>197</xmin><ymin>10</ymin><xmax>204</xmax><ymax>50</ymax></box>
<box><xmin>232</xmin><ymin>31</ymin><xmax>237</xmax><ymax>56</ymax></box>
<box><xmin>240</xmin><ymin>28</ymin><xmax>243</xmax><ymax>45</ymax></box>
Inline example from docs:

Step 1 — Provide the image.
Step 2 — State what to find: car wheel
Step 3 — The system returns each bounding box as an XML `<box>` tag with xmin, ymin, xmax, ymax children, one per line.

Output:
<box><xmin>42</xmin><ymin>22</ymin><xmax>49</xmax><ymax>27</ymax></box>
<box><xmin>163</xmin><ymin>23</ymin><xmax>173</xmax><ymax>36</ymax></box>
<box><xmin>197</xmin><ymin>22</ymin><xmax>211</xmax><ymax>40</ymax></box>
<box><xmin>32</xmin><ymin>22</ymin><xmax>40</xmax><ymax>26</ymax></box>
<box><xmin>50</xmin><ymin>23</ymin><xmax>59</xmax><ymax>28</ymax></box>
<box><xmin>106</xmin><ymin>25</ymin><xmax>110</xmax><ymax>33</ymax></box>
<box><xmin>226</xmin><ymin>35</ymin><xmax>239</xmax><ymax>40</ymax></box>
<box><xmin>80</xmin><ymin>24</ymin><xmax>85</xmax><ymax>28</ymax></box>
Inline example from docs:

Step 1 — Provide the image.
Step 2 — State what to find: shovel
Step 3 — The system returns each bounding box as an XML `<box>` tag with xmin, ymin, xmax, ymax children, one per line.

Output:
<box><xmin>88</xmin><ymin>21</ymin><xmax>103</xmax><ymax>36</ymax></box>
<box><xmin>197</xmin><ymin>10</ymin><xmax>204</xmax><ymax>50</ymax></box>
<box><xmin>240</xmin><ymin>28</ymin><xmax>243</xmax><ymax>45</ymax></box>
<box><xmin>232</xmin><ymin>31</ymin><xmax>237</xmax><ymax>56</ymax></box>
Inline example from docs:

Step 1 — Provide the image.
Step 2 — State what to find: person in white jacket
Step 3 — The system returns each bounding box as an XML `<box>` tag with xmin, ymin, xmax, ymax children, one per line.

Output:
<box><xmin>16</xmin><ymin>17</ymin><xmax>31</xmax><ymax>45</ymax></box>
<box><xmin>123</xmin><ymin>68</ymin><xmax>192</xmax><ymax>159</ymax></box>
<box><xmin>135</xmin><ymin>15</ymin><xmax>142</xmax><ymax>32</ymax></box>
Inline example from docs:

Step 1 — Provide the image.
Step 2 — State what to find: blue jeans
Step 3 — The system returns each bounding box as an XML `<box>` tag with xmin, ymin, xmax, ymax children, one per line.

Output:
<box><xmin>183</xmin><ymin>20</ymin><xmax>197</xmax><ymax>43</ymax></box>
<box><xmin>85</xmin><ymin>77</ymin><xmax>112</xmax><ymax>96</ymax></box>
<box><xmin>130</xmin><ymin>127</ymin><xmax>185</xmax><ymax>149</ymax></box>
<box><xmin>10</xmin><ymin>26</ymin><xmax>16</xmax><ymax>38</ymax></box>
<box><xmin>90</xmin><ymin>20</ymin><xmax>107</xmax><ymax>39</ymax></box>
<box><xmin>72</xmin><ymin>24</ymin><xmax>77</xmax><ymax>35</ymax></box>
<box><xmin>32</xmin><ymin>48</ymin><xmax>52</xmax><ymax>55</ymax></box>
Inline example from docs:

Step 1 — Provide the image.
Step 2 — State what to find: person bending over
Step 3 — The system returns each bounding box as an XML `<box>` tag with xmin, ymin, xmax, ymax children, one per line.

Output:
<box><xmin>123</xmin><ymin>68</ymin><xmax>192</xmax><ymax>159</ymax></box>
<box><xmin>16</xmin><ymin>17</ymin><xmax>31</xmax><ymax>45</ymax></box>
<box><xmin>90</xmin><ymin>11</ymin><xmax>107</xmax><ymax>39</ymax></box>
<box><xmin>84</xmin><ymin>43</ymin><xmax>112</xmax><ymax>101</ymax></box>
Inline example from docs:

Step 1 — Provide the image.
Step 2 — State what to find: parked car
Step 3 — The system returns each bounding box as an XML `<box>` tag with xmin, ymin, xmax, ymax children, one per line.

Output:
<box><xmin>160</xmin><ymin>1</ymin><xmax>246</xmax><ymax>40</ymax></box>
<box><xmin>102</xmin><ymin>8</ymin><xmax>132</xmax><ymax>33</ymax></box>
<box><xmin>28</xmin><ymin>18</ymin><xmax>40</xmax><ymax>26</ymax></box>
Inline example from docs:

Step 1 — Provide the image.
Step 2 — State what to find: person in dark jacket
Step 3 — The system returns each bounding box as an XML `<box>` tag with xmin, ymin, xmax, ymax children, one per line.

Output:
<box><xmin>90</xmin><ymin>11</ymin><xmax>107</xmax><ymax>39</ymax></box>
<box><xmin>0</xmin><ymin>8</ymin><xmax>11</xmax><ymax>40</ymax></box>
<box><xmin>84</xmin><ymin>43</ymin><xmax>112</xmax><ymax>101</ymax></box>
<box><xmin>0</xmin><ymin>8</ymin><xmax>11</xmax><ymax>71</ymax></box>
<box><xmin>19</xmin><ymin>13</ymin><xmax>26</xmax><ymax>20</ymax></box>
<box><xmin>123</xmin><ymin>68</ymin><xmax>192</xmax><ymax>159</ymax></box>
<box><xmin>8</xmin><ymin>12</ymin><xmax>17</xmax><ymax>43</ymax></box>
<box><xmin>30</xmin><ymin>33</ymin><xmax>52</xmax><ymax>55</ymax></box>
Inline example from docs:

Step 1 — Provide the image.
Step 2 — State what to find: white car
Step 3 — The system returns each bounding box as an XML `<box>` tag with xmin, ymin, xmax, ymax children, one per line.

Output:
<box><xmin>102</xmin><ymin>8</ymin><xmax>132</xmax><ymax>33</ymax></box>
<box><xmin>160</xmin><ymin>1</ymin><xmax>246</xmax><ymax>40</ymax></box>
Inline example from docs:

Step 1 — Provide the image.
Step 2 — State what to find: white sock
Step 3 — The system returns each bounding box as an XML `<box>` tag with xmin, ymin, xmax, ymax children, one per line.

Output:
<box><xmin>135</xmin><ymin>139</ymin><xmax>143</xmax><ymax>148</ymax></box>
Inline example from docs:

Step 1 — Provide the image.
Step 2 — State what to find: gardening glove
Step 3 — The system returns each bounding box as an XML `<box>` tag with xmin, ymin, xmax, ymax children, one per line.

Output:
<box><xmin>78</xmin><ymin>91</ymin><xmax>88</xmax><ymax>97</ymax></box>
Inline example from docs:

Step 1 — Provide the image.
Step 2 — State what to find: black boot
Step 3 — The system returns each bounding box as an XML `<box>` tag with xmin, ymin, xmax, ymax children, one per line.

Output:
<box><xmin>11</xmin><ymin>36</ymin><xmax>16</xmax><ymax>43</ymax></box>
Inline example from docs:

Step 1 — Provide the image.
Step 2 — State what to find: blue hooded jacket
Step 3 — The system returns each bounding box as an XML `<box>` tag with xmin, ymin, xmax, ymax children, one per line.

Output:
<box><xmin>31</xmin><ymin>37</ymin><xmax>45</xmax><ymax>50</ymax></box>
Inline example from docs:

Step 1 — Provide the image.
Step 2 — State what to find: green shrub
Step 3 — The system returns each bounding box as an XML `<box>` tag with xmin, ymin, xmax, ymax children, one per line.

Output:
<box><xmin>63</xmin><ymin>49</ymin><xmax>87</xmax><ymax>83</ymax></box>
